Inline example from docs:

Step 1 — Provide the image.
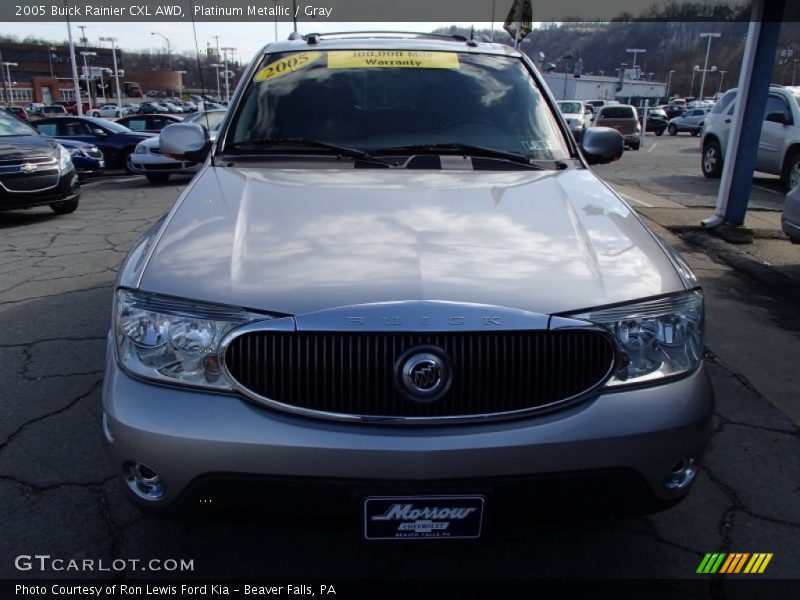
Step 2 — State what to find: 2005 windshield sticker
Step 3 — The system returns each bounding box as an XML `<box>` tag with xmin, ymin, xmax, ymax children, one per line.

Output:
<box><xmin>327</xmin><ymin>51</ymin><xmax>460</xmax><ymax>69</ymax></box>
<box><xmin>253</xmin><ymin>51</ymin><xmax>321</xmax><ymax>82</ymax></box>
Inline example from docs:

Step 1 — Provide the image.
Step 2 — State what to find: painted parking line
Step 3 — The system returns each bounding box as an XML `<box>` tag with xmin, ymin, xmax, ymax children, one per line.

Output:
<box><xmin>647</xmin><ymin>142</ymin><xmax>659</xmax><ymax>153</ymax></box>
<box><xmin>619</xmin><ymin>192</ymin><xmax>654</xmax><ymax>208</ymax></box>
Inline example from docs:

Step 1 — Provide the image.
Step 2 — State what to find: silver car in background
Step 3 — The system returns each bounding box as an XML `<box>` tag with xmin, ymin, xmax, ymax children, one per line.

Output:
<box><xmin>128</xmin><ymin>110</ymin><xmax>227</xmax><ymax>183</ymax></box>
<box><xmin>105</xmin><ymin>33</ymin><xmax>713</xmax><ymax>538</ymax></box>
<box><xmin>557</xmin><ymin>100</ymin><xmax>590</xmax><ymax>141</ymax></box>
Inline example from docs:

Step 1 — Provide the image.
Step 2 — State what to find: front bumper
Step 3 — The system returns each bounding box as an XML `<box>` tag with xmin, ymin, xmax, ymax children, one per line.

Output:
<box><xmin>0</xmin><ymin>168</ymin><xmax>79</xmax><ymax>211</ymax></box>
<box><xmin>129</xmin><ymin>153</ymin><xmax>199</xmax><ymax>175</ymax></box>
<box><xmin>103</xmin><ymin>336</ymin><xmax>714</xmax><ymax>511</ymax></box>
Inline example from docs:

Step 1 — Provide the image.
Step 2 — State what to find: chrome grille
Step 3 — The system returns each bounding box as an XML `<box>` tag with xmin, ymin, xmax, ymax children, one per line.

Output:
<box><xmin>223</xmin><ymin>330</ymin><xmax>616</xmax><ymax>421</ymax></box>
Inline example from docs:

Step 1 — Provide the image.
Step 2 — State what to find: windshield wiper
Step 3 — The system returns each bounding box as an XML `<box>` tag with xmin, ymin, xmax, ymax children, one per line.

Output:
<box><xmin>229</xmin><ymin>138</ymin><xmax>393</xmax><ymax>167</ymax></box>
<box><xmin>374</xmin><ymin>143</ymin><xmax>544</xmax><ymax>168</ymax></box>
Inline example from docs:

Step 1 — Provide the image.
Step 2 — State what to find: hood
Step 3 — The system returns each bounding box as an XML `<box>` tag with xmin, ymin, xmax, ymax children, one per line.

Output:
<box><xmin>51</xmin><ymin>137</ymin><xmax>93</xmax><ymax>150</ymax></box>
<box><xmin>138</xmin><ymin>166</ymin><xmax>684</xmax><ymax>316</ymax></box>
<box><xmin>0</xmin><ymin>134</ymin><xmax>57</xmax><ymax>160</ymax></box>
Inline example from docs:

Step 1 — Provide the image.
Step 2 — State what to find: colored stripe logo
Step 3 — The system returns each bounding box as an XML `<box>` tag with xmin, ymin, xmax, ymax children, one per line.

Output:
<box><xmin>697</xmin><ymin>553</ymin><xmax>773</xmax><ymax>574</ymax></box>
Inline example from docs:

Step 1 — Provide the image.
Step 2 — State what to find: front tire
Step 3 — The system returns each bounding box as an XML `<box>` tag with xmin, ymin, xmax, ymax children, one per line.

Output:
<box><xmin>782</xmin><ymin>150</ymin><xmax>800</xmax><ymax>191</ymax></box>
<box><xmin>655</xmin><ymin>129</ymin><xmax>664</xmax><ymax>137</ymax></box>
<box><xmin>668</xmin><ymin>124</ymin><xmax>677</xmax><ymax>136</ymax></box>
<box><xmin>702</xmin><ymin>139</ymin><xmax>724</xmax><ymax>179</ymax></box>
<box><xmin>50</xmin><ymin>197</ymin><xmax>79</xmax><ymax>215</ymax></box>
<box><xmin>122</xmin><ymin>151</ymin><xmax>136</xmax><ymax>175</ymax></box>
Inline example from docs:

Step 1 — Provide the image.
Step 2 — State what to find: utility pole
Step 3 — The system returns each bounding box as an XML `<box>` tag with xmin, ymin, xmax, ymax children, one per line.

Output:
<box><xmin>698</xmin><ymin>32</ymin><xmax>721</xmax><ymax>100</ymax></box>
<box><xmin>78</xmin><ymin>25</ymin><xmax>87</xmax><ymax>46</ymax></box>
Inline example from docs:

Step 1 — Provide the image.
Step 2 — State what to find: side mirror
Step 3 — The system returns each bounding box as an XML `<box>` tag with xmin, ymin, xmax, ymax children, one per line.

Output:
<box><xmin>580</xmin><ymin>127</ymin><xmax>624</xmax><ymax>165</ymax></box>
<box><xmin>765</xmin><ymin>111</ymin><xmax>792</xmax><ymax>125</ymax></box>
<box><xmin>160</xmin><ymin>122</ymin><xmax>211</xmax><ymax>162</ymax></box>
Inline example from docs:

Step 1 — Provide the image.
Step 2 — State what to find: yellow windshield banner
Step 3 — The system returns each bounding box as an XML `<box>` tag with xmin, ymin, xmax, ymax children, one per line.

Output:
<box><xmin>327</xmin><ymin>50</ymin><xmax>460</xmax><ymax>70</ymax></box>
<box><xmin>253</xmin><ymin>51</ymin><xmax>321</xmax><ymax>81</ymax></box>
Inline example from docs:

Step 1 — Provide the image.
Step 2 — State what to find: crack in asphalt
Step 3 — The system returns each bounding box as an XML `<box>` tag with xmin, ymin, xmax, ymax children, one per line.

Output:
<box><xmin>0</xmin><ymin>379</ymin><xmax>103</xmax><ymax>453</ymax></box>
<box><xmin>0</xmin><ymin>473</ymin><xmax>115</xmax><ymax>495</ymax></box>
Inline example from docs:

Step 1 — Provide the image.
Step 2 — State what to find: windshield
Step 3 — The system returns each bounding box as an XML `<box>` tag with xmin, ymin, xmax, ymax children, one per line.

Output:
<box><xmin>0</xmin><ymin>110</ymin><xmax>36</xmax><ymax>136</ymax></box>
<box><xmin>558</xmin><ymin>102</ymin><xmax>582</xmax><ymax>114</ymax></box>
<box><xmin>599</xmin><ymin>106</ymin><xmax>635</xmax><ymax>119</ymax></box>
<box><xmin>227</xmin><ymin>50</ymin><xmax>570</xmax><ymax>160</ymax></box>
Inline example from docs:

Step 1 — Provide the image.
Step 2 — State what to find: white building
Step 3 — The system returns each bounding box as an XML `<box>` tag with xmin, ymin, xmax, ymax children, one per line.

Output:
<box><xmin>541</xmin><ymin>71</ymin><xmax>667</xmax><ymax>104</ymax></box>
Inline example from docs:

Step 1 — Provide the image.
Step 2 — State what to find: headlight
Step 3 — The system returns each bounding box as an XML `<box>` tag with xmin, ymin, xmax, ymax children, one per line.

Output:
<box><xmin>57</xmin><ymin>145</ymin><xmax>73</xmax><ymax>172</ymax></box>
<box><xmin>114</xmin><ymin>289</ymin><xmax>264</xmax><ymax>390</ymax></box>
<box><xmin>68</xmin><ymin>147</ymin><xmax>84</xmax><ymax>158</ymax></box>
<box><xmin>566</xmin><ymin>289</ymin><xmax>703</xmax><ymax>387</ymax></box>
<box><xmin>134</xmin><ymin>145</ymin><xmax>148</xmax><ymax>154</ymax></box>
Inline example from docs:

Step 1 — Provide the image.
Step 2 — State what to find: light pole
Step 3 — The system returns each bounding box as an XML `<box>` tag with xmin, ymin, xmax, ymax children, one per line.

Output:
<box><xmin>150</xmin><ymin>32</ymin><xmax>172</xmax><ymax>70</ymax></box>
<box><xmin>666</xmin><ymin>69</ymin><xmax>675</xmax><ymax>97</ymax></box>
<box><xmin>690</xmin><ymin>65</ymin><xmax>700</xmax><ymax>97</ymax></box>
<box><xmin>210</xmin><ymin>63</ymin><xmax>223</xmax><ymax>101</ymax></box>
<box><xmin>65</xmin><ymin>12</ymin><xmax>83</xmax><ymax>115</ymax></box>
<box><xmin>2</xmin><ymin>62</ymin><xmax>17</xmax><ymax>105</ymax></box>
<box><xmin>698</xmin><ymin>32</ymin><xmax>721</xmax><ymax>100</ymax></box>
<box><xmin>176</xmin><ymin>70</ymin><xmax>187</xmax><ymax>99</ymax></box>
<box><xmin>561</xmin><ymin>53</ymin><xmax>573</xmax><ymax>100</ymax></box>
<box><xmin>221</xmin><ymin>47</ymin><xmax>235</xmax><ymax>103</ymax></box>
<box><xmin>717</xmin><ymin>70</ymin><xmax>728</xmax><ymax>94</ymax></box>
<box><xmin>626</xmin><ymin>48</ymin><xmax>646</xmax><ymax>79</ymax></box>
<box><xmin>99</xmin><ymin>36</ymin><xmax>122</xmax><ymax>109</ymax></box>
<box><xmin>80</xmin><ymin>51</ymin><xmax>97</xmax><ymax>107</ymax></box>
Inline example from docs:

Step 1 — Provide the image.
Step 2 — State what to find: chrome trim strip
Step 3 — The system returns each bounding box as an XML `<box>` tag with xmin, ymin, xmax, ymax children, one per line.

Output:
<box><xmin>218</xmin><ymin>305</ymin><xmax>617</xmax><ymax>425</ymax></box>
<box><xmin>295</xmin><ymin>300</ymin><xmax>550</xmax><ymax>332</ymax></box>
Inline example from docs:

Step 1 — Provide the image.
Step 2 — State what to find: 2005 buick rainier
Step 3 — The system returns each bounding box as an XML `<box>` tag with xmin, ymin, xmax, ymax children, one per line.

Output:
<box><xmin>104</xmin><ymin>33</ymin><xmax>713</xmax><ymax>540</ymax></box>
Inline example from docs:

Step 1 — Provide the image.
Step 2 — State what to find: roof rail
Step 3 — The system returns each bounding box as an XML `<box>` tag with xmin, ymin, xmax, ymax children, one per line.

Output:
<box><xmin>297</xmin><ymin>31</ymin><xmax>469</xmax><ymax>43</ymax></box>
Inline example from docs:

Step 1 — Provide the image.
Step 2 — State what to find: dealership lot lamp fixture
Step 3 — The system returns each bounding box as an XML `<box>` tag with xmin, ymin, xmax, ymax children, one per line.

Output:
<box><xmin>151</xmin><ymin>32</ymin><xmax>172</xmax><ymax>70</ymax></box>
<box><xmin>626</xmin><ymin>48</ymin><xmax>646</xmax><ymax>79</ymax></box>
<box><xmin>698</xmin><ymin>33</ymin><xmax>721</xmax><ymax>100</ymax></box>
<box><xmin>221</xmin><ymin>47</ymin><xmax>236</xmax><ymax>103</ymax></box>
<box><xmin>690</xmin><ymin>65</ymin><xmax>700</xmax><ymax>97</ymax></box>
<box><xmin>1</xmin><ymin>61</ymin><xmax>17</xmax><ymax>105</ymax></box>
<box><xmin>79</xmin><ymin>51</ymin><xmax>96</xmax><ymax>106</ymax></box>
<box><xmin>210</xmin><ymin>63</ymin><xmax>223</xmax><ymax>101</ymax></box>
<box><xmin>99</xmin><ymin>36</ymin><xmax>122</xmax><ymax>109</ymax></box>
<box><xmin>666</xmin><ymin>69</ymin><xmax>675</xmax><ymax>97</ymax></box>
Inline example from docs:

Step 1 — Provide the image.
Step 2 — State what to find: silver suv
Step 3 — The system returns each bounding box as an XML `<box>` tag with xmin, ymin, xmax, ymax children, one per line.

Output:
<box><xmin>701</xmin><ymin>86</ymin><xmax>800</xmax><ymax>190</ymax></box>
<box><xmin>105</xmin><ymin>33</ymin><xmax>712</xmax><ymax>537</ymax></box>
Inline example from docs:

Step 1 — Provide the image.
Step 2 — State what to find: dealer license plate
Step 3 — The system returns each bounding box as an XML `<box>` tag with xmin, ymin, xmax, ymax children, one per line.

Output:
<box><xmin>363</xmin><ymin>495</ymin><xmax>485</xmax><ymax>540</ymax></box>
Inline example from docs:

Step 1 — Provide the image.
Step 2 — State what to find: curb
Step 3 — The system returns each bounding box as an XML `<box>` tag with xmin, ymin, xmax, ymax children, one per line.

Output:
<box><xmin>677</xmin><ymin>228</ymin><xmax>800</xmax><ymax>307</ymax></box>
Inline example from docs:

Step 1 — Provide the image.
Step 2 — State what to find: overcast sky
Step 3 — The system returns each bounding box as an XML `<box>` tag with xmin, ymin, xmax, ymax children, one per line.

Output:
<box><xmin>4</xmin><ymin>21</ymin><xmax>501</xmax><ymax>63</ymax></box>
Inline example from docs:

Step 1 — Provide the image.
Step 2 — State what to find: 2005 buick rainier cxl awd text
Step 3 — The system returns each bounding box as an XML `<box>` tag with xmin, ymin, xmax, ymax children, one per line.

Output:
<box><xmin>104</xmin><ymin>32</ymin><xmax>713</xmax><ymax>540</ymax></box>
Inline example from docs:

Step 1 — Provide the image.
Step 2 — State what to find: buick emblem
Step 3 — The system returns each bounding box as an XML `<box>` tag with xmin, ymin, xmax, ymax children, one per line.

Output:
<box><xmin>20</xmin><ymin>162</ymin><xmax>36</xmax><ymax>174</ymax></box>
<box><xmin>397</xmin><ymin>347</ymin><xmax>451</xmax><ymax>403</ymax></box>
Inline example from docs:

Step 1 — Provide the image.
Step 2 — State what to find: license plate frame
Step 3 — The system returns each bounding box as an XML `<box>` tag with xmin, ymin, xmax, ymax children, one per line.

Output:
<box><xmin>363</xmin><ymin>495</ymin><xmax>485</xmax><ymax>540</ymax></box>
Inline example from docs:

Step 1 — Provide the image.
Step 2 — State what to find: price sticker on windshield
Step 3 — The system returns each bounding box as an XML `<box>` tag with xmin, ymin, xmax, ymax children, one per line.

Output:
<box><xmin>253</xmin><ymin>51</ymin><xmax>321</xmax><ymax>82</ymax></box>
<box><xmin>328</xmin><ymin>50</ymin><xmax>460</xmax><ymax>70</ymax></box>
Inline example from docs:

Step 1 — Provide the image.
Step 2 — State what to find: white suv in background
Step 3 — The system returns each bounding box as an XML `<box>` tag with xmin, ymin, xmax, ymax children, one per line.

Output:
<box><xmin>701</xmin><ymin>86</ymin><xmax>800</xmax><ymax>190</ymax></box>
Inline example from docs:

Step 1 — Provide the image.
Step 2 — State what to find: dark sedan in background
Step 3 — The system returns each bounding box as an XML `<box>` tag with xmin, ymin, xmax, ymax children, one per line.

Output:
<box><xmin>52</xmin><ymin>139</ymin><xmax>105</xmax><ymax>178</ymax></box>
<box><xmin>0</xmin><ymin>109</ymin><xmax>80</xmax><ymax>214</ymax></box>
<box><xmin>116</xmin><ymin>114</ymin><xmax>183</xmax><ymax>133</ymax></box>
<box><xmin>32</xmin><ymin>116</ymin><xmax>153</xmax><ymax>173</ymax></box>
<box><xmin>637</xmin><ymin>107</ymin><xmax>668</xmax><ymax>136</ymax></box>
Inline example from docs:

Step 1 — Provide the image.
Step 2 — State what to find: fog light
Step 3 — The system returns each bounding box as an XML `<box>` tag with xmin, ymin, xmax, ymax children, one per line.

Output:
<box><xmin>664</xmin><ymin>457</ymin><xmax>698</xmax><ymax>491</ymax></box>
<box><xmin>124</xmin><ymin>461</ymin><xmax>166</xmax><ymax>501</ymax></box>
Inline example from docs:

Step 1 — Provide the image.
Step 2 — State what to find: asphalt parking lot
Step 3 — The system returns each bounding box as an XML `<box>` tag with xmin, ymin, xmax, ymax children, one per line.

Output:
<box><xmin>1</xmin><ymin>137</ymin><xmax>799</xmax><ymax>583</ymax></box>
